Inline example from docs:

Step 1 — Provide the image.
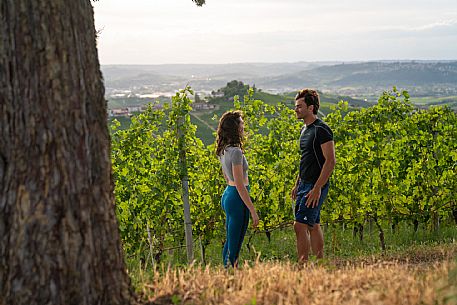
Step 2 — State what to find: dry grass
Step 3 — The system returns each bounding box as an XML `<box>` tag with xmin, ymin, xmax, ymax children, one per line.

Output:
<box><xmin>138</xmin><ymin>257</ymin><xmax>456</xmax><ymax>305</ymax></box>
<box><xmin>332</xmin><ymin>242</ymin><xmax>457</xmax><ymax>268</ymax></box>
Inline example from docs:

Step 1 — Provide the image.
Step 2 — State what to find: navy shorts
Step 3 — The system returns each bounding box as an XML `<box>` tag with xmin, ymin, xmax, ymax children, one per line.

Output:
<box><xmin>294</xmin><ymin>181</ymin><xmax>329</xmax><ymax>227</ymax></box>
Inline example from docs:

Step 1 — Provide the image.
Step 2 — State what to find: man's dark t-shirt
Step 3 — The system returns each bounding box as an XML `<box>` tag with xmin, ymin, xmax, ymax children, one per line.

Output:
<box><xmin>299</xmin><ymin>118</ymin><xmax>333</xmax><ymax>184</ymax></box>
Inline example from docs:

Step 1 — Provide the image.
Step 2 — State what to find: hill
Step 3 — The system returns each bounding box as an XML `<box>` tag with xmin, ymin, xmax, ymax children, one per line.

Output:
<box><xmin>261</xmin><ymin>61</ymin><xmax>457</xmax><ymax>98</ymax></box>
<box><xmin>102</xmin><ymin>61</ymin><xmax>457</xmax><ymax>108</ymax></box>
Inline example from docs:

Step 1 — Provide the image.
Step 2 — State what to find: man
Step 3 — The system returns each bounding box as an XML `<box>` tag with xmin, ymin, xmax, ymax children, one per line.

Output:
<box><xmin>291</xmin><ymin>89</ymin><xmax>336</xmax><ymax>263</ymax></box>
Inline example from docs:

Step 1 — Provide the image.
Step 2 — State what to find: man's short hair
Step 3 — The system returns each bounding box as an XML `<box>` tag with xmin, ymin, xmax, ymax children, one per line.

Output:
<box><xmin>295</xmin><ymin>89</ymin><xmax>320</xmax><ymax>115</ymax></box>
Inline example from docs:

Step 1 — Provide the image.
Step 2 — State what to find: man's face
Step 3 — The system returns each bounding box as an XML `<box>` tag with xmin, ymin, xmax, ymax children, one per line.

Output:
<box><xmin>294</xmin><ymin>98</ymin><xmax>312</xmax><ymax>119</ymax></box>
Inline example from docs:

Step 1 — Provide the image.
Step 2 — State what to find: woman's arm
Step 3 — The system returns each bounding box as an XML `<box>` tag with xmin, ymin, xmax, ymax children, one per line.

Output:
<box><xmin>232</xmin><ymin>163</ymin><xmax>259</xmax><ymax>228</ymax></box>
<box><xmin>222</xmin><ymin>169</ymin><xmax>229</xmax><ymax>184</ymax></box>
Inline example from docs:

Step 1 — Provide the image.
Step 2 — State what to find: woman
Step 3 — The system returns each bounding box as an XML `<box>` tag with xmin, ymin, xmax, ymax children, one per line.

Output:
<box><xmin>216</xmin><ymin>111</ymin><xmax>259</xmax><ymax>268</ymax></box>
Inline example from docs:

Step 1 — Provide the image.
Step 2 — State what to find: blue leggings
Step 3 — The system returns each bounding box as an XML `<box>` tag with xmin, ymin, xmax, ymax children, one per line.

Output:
<box><xmin>221</xmin><ymin>185</ymin><xmax>250</xmax><ymax>267</ymax></box>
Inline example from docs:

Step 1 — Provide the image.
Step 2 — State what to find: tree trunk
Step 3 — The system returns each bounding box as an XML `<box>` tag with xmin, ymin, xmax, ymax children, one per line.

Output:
<box><xmin>0</xmin><ymin>1</ymin><xmax>134</xmax><ymax>304</ymax></box>
<box><xmin>358</xmin><ymin>224</ymin><xmax>364</xmax><ymax>242</ymax></box>
<box><xmin>199</xmin><ymin>236</ymin><xmax>207</xmax><ymax>265</ymax></box>
<box><xmin>353</xmin><ymin>224</ymin><xmax>364</xmax><ymax>242</ymax></box>
<box><xmin>374</xmin><ymin>218</ymin><xmax>386</xmax><ymax>252</ymax></box>
<box><xmin>413</xmin><ymin>219</ymin><xmax>419</xmax><ymax>233</ymax></box>
<box><xmin>331</xmin><ymin>224</ymin><xmax>338</xmax><ymax>255</ymax></box>
<box><xmin>431</xmin><ymin>211</ymin><xmax>440</xmax><ymax>233</ymax></box>
<box><xmin>453</xmin><ymin>206</ymin><xmax>457</xmax><ymax>225</ymax></box>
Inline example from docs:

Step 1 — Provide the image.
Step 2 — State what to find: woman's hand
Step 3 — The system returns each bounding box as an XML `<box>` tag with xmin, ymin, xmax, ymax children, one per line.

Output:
<box><xmin>250</xmin><ymin>210</ymin><xmax>259</xmax><ymax>228</ymax></box>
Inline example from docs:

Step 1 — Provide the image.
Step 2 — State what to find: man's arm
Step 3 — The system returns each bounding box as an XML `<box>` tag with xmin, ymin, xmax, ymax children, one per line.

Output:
<box><xmin>291</xmin><ymin>174</ymin><xmax>300</xmax><ymax>200</ymax></box>
<box><xmin>305</xmin><ymin>140</ymin><xmax>336</xmax><ymax>207</ymax></box>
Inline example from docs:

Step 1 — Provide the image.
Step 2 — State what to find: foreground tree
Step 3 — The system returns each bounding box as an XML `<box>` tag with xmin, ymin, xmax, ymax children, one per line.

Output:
<box><xmin>0</xmin><ymin>0</ymin><xmax>211</xmax><ymax>304</ymax></box>
<box><xmin>0</xmin><ymin>0</ymin><xmax>207</xmax><ymax>302</ymax></box>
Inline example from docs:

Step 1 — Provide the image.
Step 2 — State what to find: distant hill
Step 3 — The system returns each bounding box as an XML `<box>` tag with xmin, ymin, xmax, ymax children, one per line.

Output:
<box><xmin>102</xmin><ymin>62</ymin><xmax>328</xmax><ymax>97</ymax></box>
<box><xmin>258</xmin><ymin>61</ymin><xmax>457</xmax><ymax>96</ymax></box>
<box><xmin>102</xmin><ymin>61</ymin><xmax>457</xmax><ymax>109</ymax></box>
<box><xmin>254</xmin><ymin>61</ymin><xmax>457</xmax><ymax>108</ymax></box>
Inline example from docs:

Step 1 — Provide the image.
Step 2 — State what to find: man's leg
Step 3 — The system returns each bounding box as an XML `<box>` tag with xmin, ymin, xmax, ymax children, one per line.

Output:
<box><xmin>309</xmin><ymin>184</ymin><xmax>329</xmax><ymax>259</ymax></box>
<box><xmin>294</xmin><ymin>221</ymin><xmax>311</xmax><ymax>263</ymax></box>
<box><xmin>310</xmin><ymin>224</ymin><xmax>324</xmax><ymax>259</ymax></box>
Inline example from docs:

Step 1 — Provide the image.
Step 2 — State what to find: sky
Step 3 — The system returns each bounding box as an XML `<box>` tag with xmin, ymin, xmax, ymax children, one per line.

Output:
<box><xmin>93</xmin><ymin>0</ymin><xmax>457</xmax><ymax>64</ymax></box>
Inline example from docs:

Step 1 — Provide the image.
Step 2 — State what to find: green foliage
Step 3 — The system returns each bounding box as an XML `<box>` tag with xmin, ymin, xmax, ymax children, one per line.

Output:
<box><xmin>112</xmin><ymin>86</ymin><xmax>457</xmax><ymax>263</ymax></box>
<box><xmin>192</xmin><ymin>0</ymin><xmax>205</xmax><ymax>6</ymax></box>
<box><xmin>234</xmin><ymin>89</ymin><xmax>301</xmax><ymax>231</ymax></box>
<box><xmin>208</xmin><ymin>80</ymin><xmax>251</xmax><ymax>104</ymax></box>
<box><xmin>111</xmin><ymin>88</ymin><xmax>225</xmax><ymax>261</ymax></box>
<box><xmin>324</xmin><ymin>88</ymin><xmax>457</xmax><ymax>234</ymax></box>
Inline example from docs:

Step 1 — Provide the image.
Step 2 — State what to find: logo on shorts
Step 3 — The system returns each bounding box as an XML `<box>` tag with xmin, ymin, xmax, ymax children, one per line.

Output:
<box><xmin>303</xmin><ymin>216</ymin><xmax>307</xmax><ymax>221</ymax></box>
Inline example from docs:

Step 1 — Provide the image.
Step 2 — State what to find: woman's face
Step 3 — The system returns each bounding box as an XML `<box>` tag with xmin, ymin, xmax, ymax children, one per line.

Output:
<box><xmin>238</xmin><ymin>117</ymin><xmax>244</xmax><ymax>135</ymax></box>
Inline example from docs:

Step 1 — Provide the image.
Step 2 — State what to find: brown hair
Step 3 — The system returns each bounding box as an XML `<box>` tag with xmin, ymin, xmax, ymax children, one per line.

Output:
<box><xmin>216</xmin><ymin>111</ymin><xmax>244</xmax><ymax>156</ymax></box>
<box><xmin>295</xmin><ymin>89</ymin><xmax>320</xmax><ymax>115</ymax></box>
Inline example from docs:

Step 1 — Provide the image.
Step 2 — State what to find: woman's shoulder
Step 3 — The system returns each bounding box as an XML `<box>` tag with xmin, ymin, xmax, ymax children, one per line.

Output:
<box><xmin>224</xmin><ymin>146</ymin><xmax>243</xmax><ymax>158</ymax></box>
<box><xmin>225</xmin><ymin>145</ymin><xmax>242</xmax><ymax>152</ymax></box>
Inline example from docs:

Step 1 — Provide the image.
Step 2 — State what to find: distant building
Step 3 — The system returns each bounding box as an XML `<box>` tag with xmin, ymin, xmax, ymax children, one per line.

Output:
<box><xmin>193</xmin><ymin>102</ymin><xmax>216</xmax><ymax>110</ymax></box>
<box><xmin>127</xmin><ymin>106</ymin><xmax>143</xmax><ymax>113</ymax></box>
<box><xmin>109</xmin><ymin>108</ymin><xmax>129</xmax><ymax>117</ymax></box>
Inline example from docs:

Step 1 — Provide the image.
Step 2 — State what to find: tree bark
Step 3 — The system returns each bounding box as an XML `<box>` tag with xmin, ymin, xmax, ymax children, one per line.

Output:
<box><xmin>413</xmin><ymin>219</ymin><xmax>419</xmax><ymax>233</ymax></box>
<box><xmin>374</xmin><ymin>217</ymin><xmax>386</xmax><ymax>252</ymax></box>
<box><xmin>452</xmin><ymin>206</ymin><xmax>457</xmax><ymax>225</ymax></box>
<box><xmin>0</xmin><ymin>1</ymin><xmax>134</xmax><ymax>304</ymax></box>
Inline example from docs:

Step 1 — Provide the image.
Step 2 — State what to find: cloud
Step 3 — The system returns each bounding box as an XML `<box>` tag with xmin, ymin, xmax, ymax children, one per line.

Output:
<box><xmin>94</xmin><ymin>0</ymin><xmax>457</xmax><ymax>63</ymax></box>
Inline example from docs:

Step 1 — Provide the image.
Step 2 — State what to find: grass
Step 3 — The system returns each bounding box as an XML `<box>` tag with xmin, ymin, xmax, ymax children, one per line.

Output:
<box><xmin>253</xmin><ymin>91</ymin><xmax>292</xmax><ymax>105</ymax></box>
<box><xmin>188</xmin><ymin>105</ymin><xmax>232</xmax><ymax>144</ymax></box>
<box><xmin>189</xmin><ymin>113</ymin><xmax>216</xmax><ymax>145</ymax></box>
<box><xmin>133</xmin><ymin>253</ymin><xmax>456</xmax><ymax>305</ymax></box>
<box><xmin>144</xmin><ymin>221</ymin><xmax>457</xmax><ymax>267</ymax></box>
<box><xmin>126</xmin><ymin>223</ymin><xmax>457</xmax><ymax>305</ymax></box>
<box><xmin>109</xmin><ymin>116</ymin><xmax>133</xmax><ymax>130</ymax></box>
<box><xmin>127</xmin><ymin>223</ymin><xmax>457</xmax><ymax>304</ymax></box>
<box><xmin>409</xmin><ymin>95</ymin><xmax>457</xmax><ymax>109</ymax></box>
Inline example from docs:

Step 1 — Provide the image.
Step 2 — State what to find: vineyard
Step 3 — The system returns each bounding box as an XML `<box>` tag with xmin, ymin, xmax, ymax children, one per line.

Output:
<box><xmin>111</xmin><ymin>87</ymin><xmax>457</xmax><ymax>266</ymax></box>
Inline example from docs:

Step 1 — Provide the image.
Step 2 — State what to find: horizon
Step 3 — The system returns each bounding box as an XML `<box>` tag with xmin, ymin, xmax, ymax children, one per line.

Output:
<box><xmin>100</xmin><ymin>59</ymin><xmax>457</xmax><ymax>66</ymax></box>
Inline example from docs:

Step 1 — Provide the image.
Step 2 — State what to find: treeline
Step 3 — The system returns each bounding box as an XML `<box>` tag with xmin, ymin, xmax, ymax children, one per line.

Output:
<box><xmin>207</xmin><ymin>80</ymin><xmax>257</xmax><ymax>104</ymax></box>
<box><xmin>111</xmin><ymin>87</ymin><xmax>457</xmax><ymax>263</ymax></box>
